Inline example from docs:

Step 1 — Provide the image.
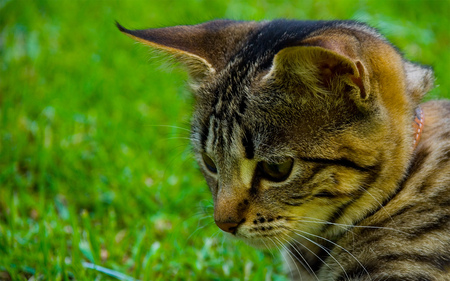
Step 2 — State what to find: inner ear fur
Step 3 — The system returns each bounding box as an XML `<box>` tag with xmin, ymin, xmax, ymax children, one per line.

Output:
<box><xmin>117</xmin><ymin>20</ymin><xmax>258</xmax><ymax>82</ymax></box>
<box><xmin>269</xmin><ymin>46</ymin><xmax>370</xmax><ymax>100</ymax></box>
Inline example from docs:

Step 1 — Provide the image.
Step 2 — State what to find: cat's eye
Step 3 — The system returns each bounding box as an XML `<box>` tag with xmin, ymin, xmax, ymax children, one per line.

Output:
<box><xmin>202</xmin><ymin>153</ymin><xmax>217</xmax><ymax>173</ymax></box>
<box><xmin>259</xmin><ymin>158</ymin><xmax>294</xmax><ymax>182</ymax></box>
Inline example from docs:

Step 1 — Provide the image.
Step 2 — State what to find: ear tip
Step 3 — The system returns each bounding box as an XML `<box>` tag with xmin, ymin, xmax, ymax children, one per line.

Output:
<box><xmin>115</xmin><ymin>21</ymin><xmax>128</xmax><ymax>33</ymax></box>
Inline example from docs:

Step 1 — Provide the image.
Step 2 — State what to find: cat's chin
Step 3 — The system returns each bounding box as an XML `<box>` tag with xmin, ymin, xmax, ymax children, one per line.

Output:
<box><xmin>236</xmin><ymin>235</ymin><xmax>280</xmax><ymax>250</ymax></box>
<box><xmin>221</xmin><ymin>230</ymin><xmax>278</xmax><ymax>249</ymax></box>
<box><xmin>222</xmin><ymin>227</ymin><xmax>294</xmax><ymax>249</ymax></box>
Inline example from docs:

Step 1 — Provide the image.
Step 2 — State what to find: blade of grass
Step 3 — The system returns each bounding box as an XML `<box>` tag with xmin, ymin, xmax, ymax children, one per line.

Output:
<box><xmin>82</xmin><ymin>262</ymin><xmax>138</xmax><ymax>281</ymax></box>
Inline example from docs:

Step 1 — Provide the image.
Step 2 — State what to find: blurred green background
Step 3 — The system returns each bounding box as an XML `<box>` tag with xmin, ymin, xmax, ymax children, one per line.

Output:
<box><xmin>1</xmin><ymin>0</ymin><xmax>449</xmax><ymax>280</ymax></box>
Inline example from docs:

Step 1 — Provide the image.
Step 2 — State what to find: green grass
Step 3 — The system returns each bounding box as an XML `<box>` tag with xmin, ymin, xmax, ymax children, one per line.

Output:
<box><xmin>1</xmin><ymin>0</ymin><xmax>449</xmax><ymax>280</ymax></box>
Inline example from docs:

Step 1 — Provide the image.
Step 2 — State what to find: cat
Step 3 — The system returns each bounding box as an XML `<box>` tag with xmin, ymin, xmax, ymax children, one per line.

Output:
<box><xmin>118</xmin><ymin>19</ymin><xmax>450</xmax><ymax>280</ymax></box>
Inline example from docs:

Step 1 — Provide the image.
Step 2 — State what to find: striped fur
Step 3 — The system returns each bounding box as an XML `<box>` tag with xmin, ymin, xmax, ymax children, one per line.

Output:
<box><xmin>119</xmin><ymin>20</ymin><xmax>450</xmax><ymax>280</ymax></box>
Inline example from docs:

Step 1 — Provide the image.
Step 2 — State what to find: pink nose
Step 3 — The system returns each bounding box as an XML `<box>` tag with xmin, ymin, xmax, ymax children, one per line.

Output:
<box><xmin>215</xmin><ymin>221</ymin><xmax>239</xmax><ymax>234</ymax></box>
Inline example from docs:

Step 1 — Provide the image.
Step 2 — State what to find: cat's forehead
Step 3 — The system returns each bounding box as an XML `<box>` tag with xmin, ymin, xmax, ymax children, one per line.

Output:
<box><xmin>195</xmin><ymin>72</ymin><xmax>301</xmax><ymax>160</ymax></box>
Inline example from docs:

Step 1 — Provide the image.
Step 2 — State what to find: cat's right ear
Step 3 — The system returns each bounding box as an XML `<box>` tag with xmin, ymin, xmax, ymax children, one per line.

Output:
<box><xmin>117</xmin><ymin>20</ymin><xmax>257</xmax><ymax>83</ymax></box>
<box><xmin>264</xmin><ymin>44</ymin><xmax>370</xmax><ymax>104</ymax></box>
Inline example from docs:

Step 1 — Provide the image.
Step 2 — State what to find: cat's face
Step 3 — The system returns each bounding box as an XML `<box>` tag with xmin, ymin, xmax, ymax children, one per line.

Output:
<box><xmin>118</xmin><ymin>19</ymin><xmax>433</xmax><ymax>248</ymax></box>
<box><xmin>190</xmin><ymin>59</ymin><xmax>383</xmax><ymax>248</ymax></box>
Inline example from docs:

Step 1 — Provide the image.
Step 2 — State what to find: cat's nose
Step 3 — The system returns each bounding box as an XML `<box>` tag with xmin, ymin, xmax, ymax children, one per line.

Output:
<box><xmin>215</xmin><ymin>220</ymin><xmax>239</xmax><ymax>234</ymax></box>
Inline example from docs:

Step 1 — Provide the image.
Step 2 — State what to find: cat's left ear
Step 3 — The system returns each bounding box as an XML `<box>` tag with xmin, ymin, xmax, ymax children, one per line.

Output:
<box><xmin>117</xmin><ymin>20</ymin><xmax>257</xmax><ymax>83</ymax></box>
<box><xmin>266</xmin><ymin>35</ymin><xmax>371</xmax><ymax>102</ymax></box>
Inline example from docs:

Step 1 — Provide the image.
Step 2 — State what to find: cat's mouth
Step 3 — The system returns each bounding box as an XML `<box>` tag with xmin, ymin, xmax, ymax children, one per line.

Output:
<box><xmin>214</xmin><ymin>211</ymin><xmax>298</xmax><ymax>248</ymax></box>
<box><xmin>226</xmin><ymin>220</ymin><xmax>296</xmax><ymax>249</ymax></box>
<box><xmin>219</xmin><ymin>213</ymin><xmax>318</xmax><ymax>251</ymax></box>
<box><xmin>228</xmin><ymin>231</ymin><xmax>272</xmax><ymax>248</ymax></box>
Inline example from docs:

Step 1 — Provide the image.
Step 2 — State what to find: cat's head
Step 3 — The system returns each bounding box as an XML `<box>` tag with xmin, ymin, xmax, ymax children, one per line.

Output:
<box><xmin>118</xmin><ymin>20</ymin><xmax>433</xmax><ymax>248</ymax></box>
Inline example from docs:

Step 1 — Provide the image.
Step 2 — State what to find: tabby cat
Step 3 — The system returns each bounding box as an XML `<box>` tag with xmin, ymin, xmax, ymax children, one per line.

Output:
<box><xmin>118</xmin><ymin>20</ymin><xmax>450</xmax><ymax>280</ymax></box>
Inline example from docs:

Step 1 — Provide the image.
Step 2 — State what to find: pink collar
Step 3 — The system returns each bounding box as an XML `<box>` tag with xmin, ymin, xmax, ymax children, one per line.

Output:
<box><xmin>413</xmin><ymin>107</ymin><xmax>424</xmax><ymax>149</ymax></box>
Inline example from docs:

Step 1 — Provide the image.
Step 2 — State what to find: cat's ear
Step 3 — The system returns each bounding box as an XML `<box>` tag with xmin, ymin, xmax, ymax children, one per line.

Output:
<box><xmin>266</xmin><ymin>35</ymin><xmax>371</xmax><ymax>102</ymax></box>
<box><xmin>117</xmin><ymin>20</ymin><xmax>257</xmax><ymax>82</ymax></box>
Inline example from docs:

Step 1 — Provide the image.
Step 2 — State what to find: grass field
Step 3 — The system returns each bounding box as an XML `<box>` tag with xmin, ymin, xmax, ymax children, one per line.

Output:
<box><xmin>1</xmin><ymin>0</ymin><xmax>449</xmax><ymax>280</ymax></box>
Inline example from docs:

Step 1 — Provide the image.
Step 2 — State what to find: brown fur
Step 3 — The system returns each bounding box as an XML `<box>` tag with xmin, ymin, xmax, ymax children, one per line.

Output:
<box><xmin>119</xmin><ymin>20</ymin><xmax>450</xmax><ymax>280</ymax></box>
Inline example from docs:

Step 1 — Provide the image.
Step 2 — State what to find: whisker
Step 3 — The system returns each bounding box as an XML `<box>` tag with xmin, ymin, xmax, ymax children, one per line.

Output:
<box><xmin>198</xmin><ymin>199</ymin><xmax>214</xmax><ymax>210</ymax></box>
<box><xmin>260</xmin><ymin>238</ymin><xmax>278</xmax><ymax>261</ymax></box>
<box><xmin>275</xmin><ymin>236</ymin><xmax>306</xmax><ymax>278</ymax></box>
<box><xmin>291</xmin><ymin>217</ymin><xmax>348</xmax><ymax>232</ymax></box>
<box><xmin>293</xmin><ymin>228</ymin><xmax>371</xmax><ymax>280</ymax></box>
<box><xmin>144</xmin><ymin>124</ymin><xmax>191</xmax><ymax>132</ymax></box>
<box><xmin>270</xmin><ymin>237</ymin><xmax>300</xmax><ymax>281</ymax></box>
<box><xmin>359</xmin><ymin>185</ymin><xmax>395</xmax><ymax>225</ymax></box>
<box><xmin>219</xmin><ymin>232</ymin><xmax>226</xmax><ymax>249</ymax></box>
<box><xmin>281</xmin><ymin>235</ymin><xmax>334</xmax><ymax>272</ymax></box>
<box><xmin>290</xmin><ymin>216</ymin><xmax>407</xmax><ymax>235</ymax></box>
<box><xmin>192</xmin><ymin>212</ymin><xmax>212</xmax><ymax>221</ymax></box>
<box><xmin>283</xmin><ymin>226</ymin><xmax>350</xmax><ymax>281</ymax></box>
<box><xmin>187</xmin><ymin>220</ymin><xmax>215</xmax><ymax>242</ymax></box>
<box><xmin>292</xmin><ymin>216</ymin><xmax>359</xmax><ymax>246</ymax></box>
<box><xmin>212</xmin><ymin>229</ymin><xmax>223</xmax><ymax>239</ymax></box>
<box><xmin>279</xmin><ymin>236</ymin><xmax>320</xmax><ymax>281</ymax></box>
<box><xmin>163</xmin><ymin>135</ymin><xmax>191</xmax><ymax>140</ymax></box>
<box><xmin>266</xmin><ymin>237</ymin><xmax>282</xmax><ymax>259</ymax></box>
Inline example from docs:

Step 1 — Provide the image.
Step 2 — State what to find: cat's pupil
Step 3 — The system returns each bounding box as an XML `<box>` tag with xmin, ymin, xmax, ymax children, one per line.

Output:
<box><xmin>202</xmin><ymin>153</ymin><xmax>217</xmax><ymax>173</ymax></box>
<box><xmin>259</xmin><ymin>158</ymin><xmax>294</xmax><ymax>182</ymax></box>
